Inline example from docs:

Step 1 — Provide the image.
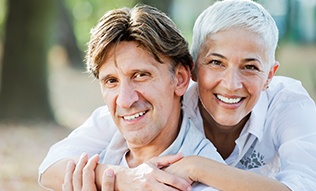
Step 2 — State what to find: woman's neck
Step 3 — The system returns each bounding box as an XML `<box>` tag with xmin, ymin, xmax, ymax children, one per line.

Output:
<box><xmin>198</xmin><ymin>100</ymin><xmax>250</xmax><ymax>159</ymax></box>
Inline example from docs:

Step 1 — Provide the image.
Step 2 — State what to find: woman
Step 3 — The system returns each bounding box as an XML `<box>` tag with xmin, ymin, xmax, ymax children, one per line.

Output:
<box><xmin>40</xmin><ymin>0</ymin><xmax>316</xmax><ymax>190</ymax></box>
<box><xmin>161</xmin><ymin>1</ymin><xmax>316</xmax><ymax>190</ymax></box>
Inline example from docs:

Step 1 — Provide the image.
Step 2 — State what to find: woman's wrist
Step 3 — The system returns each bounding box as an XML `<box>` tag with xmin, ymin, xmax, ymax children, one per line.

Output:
<box><xmin>184</xmin><ymin>155</ymin><xmax>205</xmax><ymax>182</ymax></box>
<box><xmin>96</xmin><ymin>164</ymin><xmax>128</xmax><ymax>190</ymax></box>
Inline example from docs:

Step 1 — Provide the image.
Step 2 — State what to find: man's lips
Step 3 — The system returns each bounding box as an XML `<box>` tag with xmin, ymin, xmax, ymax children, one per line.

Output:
<box><xmin>122</xmin><ymin>111</ymin><xmax>147</xmax><ymax>121</ymax></box>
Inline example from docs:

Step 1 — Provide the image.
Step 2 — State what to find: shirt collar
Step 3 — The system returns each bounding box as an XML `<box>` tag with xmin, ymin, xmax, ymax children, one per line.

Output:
<box><xmin>182</xmin><ymin>81</ymin><xmax>199</xmax><ymax>118</ymax></box>
<box><xmin>239</xmin><ymin>91</ymin><xmax>269</xmax><ymax>142</ymax></box>
<box><xmin>183</xmin><ymin>80</ymin><xmax>269</xmax><ymax>142</ymax></box>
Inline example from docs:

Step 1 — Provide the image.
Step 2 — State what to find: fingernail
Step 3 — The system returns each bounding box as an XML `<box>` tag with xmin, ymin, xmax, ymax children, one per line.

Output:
<box><xmin>67</xmin><ymin>161</ymin><xmax>73</xmax><ymax>169</ymax></box>
<box><xmin>80</xmin><ymin>152</ymin><xmax>87</xmax><ymax>158</ymax></box>
<box><xmin>105</xmin><ymin>169</ymin><xmax>114</xmax><ymax>177</ymax></box>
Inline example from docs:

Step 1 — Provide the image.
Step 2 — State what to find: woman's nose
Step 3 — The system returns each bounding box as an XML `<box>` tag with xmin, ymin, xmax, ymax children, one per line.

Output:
<box><xmin>221</xmin><ymin>68</ymin><xmax>243</xmax><ymax>91</ymax></box>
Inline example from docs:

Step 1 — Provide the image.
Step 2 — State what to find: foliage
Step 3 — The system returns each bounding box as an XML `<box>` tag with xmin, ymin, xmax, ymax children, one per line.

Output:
<box><xmin>0</xmin><ymin>0</ymin><xmax>6</xmax><ymax>39</ymax></box>
<box><xmin>64</xmin><ymin>0</ymin><xmax>138</xmax><ymax>51</ymax></box>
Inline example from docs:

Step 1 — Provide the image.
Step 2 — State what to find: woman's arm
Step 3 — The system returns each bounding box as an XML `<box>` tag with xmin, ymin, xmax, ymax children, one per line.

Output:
<box><xmin>59</xmin><ymin>155</ymin><xmax>192</xmax><ymax>191</ymax></box>
<box><xmin>95</xmin><ymin>154</ymin><xmax>192</xmax><ymax>191</ymax></box>
<box><xmin>165</xmin><ymin>156</ymin><xmax>290</xmax><ymax>191</ymax></box>
<box><xmin>39</xmin><ymin>106</ymin><xmax>117</xmax><ymax>190</ymax></box>
<box><xmin>40</xmin><ymin>157</ymin><xmax>79</xmax><ymax>191</ymax></box>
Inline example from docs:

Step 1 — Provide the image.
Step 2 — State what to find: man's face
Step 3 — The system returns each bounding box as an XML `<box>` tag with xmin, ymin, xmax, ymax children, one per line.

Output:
<box><xmin>98</xmin><ymin>41</ymin><xmax>183</xmax><ymax>149</ymax></box>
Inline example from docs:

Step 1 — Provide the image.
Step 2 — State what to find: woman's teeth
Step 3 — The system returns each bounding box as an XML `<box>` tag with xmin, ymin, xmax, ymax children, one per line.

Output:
<box><xmin>216</xmin><ymin>95</ymin><xmax>242</xmax><ymax>104</ymax></box>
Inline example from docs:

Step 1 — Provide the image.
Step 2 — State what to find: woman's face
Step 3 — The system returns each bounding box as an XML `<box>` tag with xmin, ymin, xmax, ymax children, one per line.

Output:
<box><xmin>194</xmin><ymin>28</ymin><xmax>278</xmax><ymax>126</ymax></box>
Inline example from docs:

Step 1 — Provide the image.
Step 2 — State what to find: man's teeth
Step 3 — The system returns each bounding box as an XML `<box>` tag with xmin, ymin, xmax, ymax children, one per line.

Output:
<box><xmin>123</xmin><ymin>111</ymin><xmax>146</xmax><ymax>120</ymax></box>
<box><xmin>217</xmin><ymin>95</ymin><xmax>242</xmax><ymax>104</ymax></box>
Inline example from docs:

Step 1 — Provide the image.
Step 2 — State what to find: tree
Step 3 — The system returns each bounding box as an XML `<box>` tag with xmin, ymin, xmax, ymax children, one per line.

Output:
<box><xmin>0</xmin><ymin>0</ymin><xmax>56</xmax><ymax>122</ymax></box>
<box><xmin>57</xmin><ymin>0</ymin><xmax>84</xmax><ymax>68</ymax></box>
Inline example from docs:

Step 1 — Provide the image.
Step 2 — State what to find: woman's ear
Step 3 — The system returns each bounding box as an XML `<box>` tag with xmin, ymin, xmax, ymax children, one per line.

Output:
<box><xmin>174</xmin><ymin>64</ymin><xmax>191</xmax><ymax>96</ymax></box>
<box><xmin>263</xmin><ymin>61</ymin><xmax>279</xmax><ymax>90</ymax></box>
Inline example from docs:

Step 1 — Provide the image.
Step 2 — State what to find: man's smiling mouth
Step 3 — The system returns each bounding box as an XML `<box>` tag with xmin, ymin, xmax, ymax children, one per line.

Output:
<box><xmin>123</xmin><ymin>111</ymin><xmax>147</xmax><ymax>121</ymax></box>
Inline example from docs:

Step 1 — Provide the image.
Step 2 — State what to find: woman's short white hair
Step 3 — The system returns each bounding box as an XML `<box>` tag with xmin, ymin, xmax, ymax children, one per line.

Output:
<box><xmin>191</xmin><ymin>0</ymin><xmax>279</xmax><ymax>67</ymax></box>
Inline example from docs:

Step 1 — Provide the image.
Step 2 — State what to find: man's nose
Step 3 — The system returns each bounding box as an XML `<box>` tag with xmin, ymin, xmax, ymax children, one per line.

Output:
<box><xmin>116</xmin><ymin>82</ymin><xmax>139</xmax><ymax>109</ymax></box>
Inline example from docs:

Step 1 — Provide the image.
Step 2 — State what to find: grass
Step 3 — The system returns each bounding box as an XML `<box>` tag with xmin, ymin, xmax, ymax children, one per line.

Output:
<box><xmin>0</xmin><ymin>45</ymin><xmax>104</xmax><ymax>191</ymax></box>
<box><xmin>0</xmin><ymin>43</ymin><xmax>315</xmax><ymax>190</ymax></box>
<box><xmin>0</xmin><ymin>123</ymin><xmax>70</xmax><ymax>191</ymax></box>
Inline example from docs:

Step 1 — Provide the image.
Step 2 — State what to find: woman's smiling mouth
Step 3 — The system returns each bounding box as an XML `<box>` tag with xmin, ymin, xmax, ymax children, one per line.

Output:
<box><xmin>216</xmin><ymin>94</ymin><xmax>243</xmax><ymax>104</ymax></box>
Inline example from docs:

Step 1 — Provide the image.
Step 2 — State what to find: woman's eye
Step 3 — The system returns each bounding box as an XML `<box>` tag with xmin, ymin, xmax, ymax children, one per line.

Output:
<box><xmin>209</xmin><ymin>60</ymin><xmax>222</xmax><ymax>66</ymax></box>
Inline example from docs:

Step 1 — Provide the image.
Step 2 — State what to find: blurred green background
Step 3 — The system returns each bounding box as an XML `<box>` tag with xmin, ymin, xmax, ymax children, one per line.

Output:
<box><xmin>0</xmin><ymin>0</ymin><xmax>315</xmax><ymax>190</ymax></box>
<box><xmin>0</xmin><ymin>0</ymin><xmax>315</xmax><ymax>124</ymax></box>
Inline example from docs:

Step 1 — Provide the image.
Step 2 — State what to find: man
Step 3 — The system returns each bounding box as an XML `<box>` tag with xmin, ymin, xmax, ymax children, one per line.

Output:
<box><xmin>39</xmin><ymin>4</ymin><xmax>225</xmax><ymax>191</ymax></box>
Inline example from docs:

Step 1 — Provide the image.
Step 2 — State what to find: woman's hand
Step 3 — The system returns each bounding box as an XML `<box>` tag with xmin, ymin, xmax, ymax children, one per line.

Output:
<box><xmin>62</xmin><ymin>153</ymin><xmax>192</xmax><ymax>191</ymax></box>
<box><xmin>62</xmin><ymin>153</ymin><xmax>114</xmax><ymax>191</ymax></box>
<box><xmin>62</xmin><ymin>153</ymin><xmax>99</xmax><ymax>191</ymax></box>
<box><xmin>164</xmin><ymin>155</ymin><xmax>198</xmax><ymax>182</ymax></box>
<box><xmin>115</xmin><ymin>153</ymin><xmax>193</xmax><ymax>191</ymax></box>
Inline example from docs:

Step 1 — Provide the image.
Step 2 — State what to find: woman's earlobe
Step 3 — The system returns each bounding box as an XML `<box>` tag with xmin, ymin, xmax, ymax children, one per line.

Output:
<box><xmin>263</xmin><ymin>61</ymin><xmax>279</xmax><ymax>91</ymax></box>
<box><xmin>269</xmin><ymin>61</ymin><xmax>279</xmax><ymax>78</ymax></box>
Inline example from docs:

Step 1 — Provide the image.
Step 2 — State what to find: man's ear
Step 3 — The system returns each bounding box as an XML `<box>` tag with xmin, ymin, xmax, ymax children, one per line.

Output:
<box><xmin>191</xmin><ymin>68</ymin><xmax>197</xmax><ymax>82</ymax></box>
<box><xmin>263</xmin><ymin>61</ymin><xmax>279</xmax><ymax>90</ymax></box>
<box><xmin>174</xmin><ymin>64</ymin><xmax>191</xmax><ymax>96</ymax></box>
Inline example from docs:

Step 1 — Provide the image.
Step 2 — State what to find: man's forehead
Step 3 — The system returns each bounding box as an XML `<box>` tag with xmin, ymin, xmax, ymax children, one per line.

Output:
<box><xmin>98</xmin><ymin>44</ymin><xmax>172</xmax><ymax>79</ymax></box>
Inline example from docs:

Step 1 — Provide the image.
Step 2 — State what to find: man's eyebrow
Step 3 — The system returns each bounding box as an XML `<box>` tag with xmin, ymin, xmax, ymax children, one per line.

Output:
<box><xmin>99</xmin><ymin>74</ymin><xmax>112</xmax><ymax>82</ymax></box>
<box><xmin>244</xmin><ymin>58</ymin><xmax>261</xmax><ymax>64</ymax></box>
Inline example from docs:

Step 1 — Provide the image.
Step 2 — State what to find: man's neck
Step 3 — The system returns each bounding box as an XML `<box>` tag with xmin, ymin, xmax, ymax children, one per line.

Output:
<box><xmin>126</xmin><ymin>111</ymin><xmax>183</xmax><ymax>168</ymax></box>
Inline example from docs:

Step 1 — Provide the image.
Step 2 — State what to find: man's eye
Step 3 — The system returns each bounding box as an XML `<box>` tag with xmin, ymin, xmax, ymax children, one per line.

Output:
<box><xmin>105</xmin><ymin>78</ymin><xmax>117</xmax><ymax>84</ymax></box>
<box><xmin>244</xmin><ymin>65</ymin><xmax>259</xmax><ymax>70</ymax></box>
<box><xmin>134</xmin><ymin>72</ymin><xmax>149</xmax><ymax>79</ymax></box>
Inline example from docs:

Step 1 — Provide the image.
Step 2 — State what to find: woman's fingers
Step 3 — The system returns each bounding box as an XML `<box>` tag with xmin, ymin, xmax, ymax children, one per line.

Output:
<box><xmin>82</xmin><ymin>154</ymin><xmax>100</xmax><ymax>190</ymax></box>
<box><xmin>62</xmin><ymin>154</ymin><xmax>100</xmax><ymax>191</ymax></box>
<box><xmin>62</xmin><ymin>153</ymin><xmax>191</xmax><ymax>191</ymax></box>
<box><xmin>121</xmin><ymin>159</ymin><xmax>191</xmax><ymax>191</ymax></box>
<box><xmin>145</xmin><ymin>154</ymin><xmax>192</xmax><ymax>190</ymax></box>
<box><xmin>73</xmin><ymin>153</ymin><xmax>89</xmax><ymax>190</ymax></box>
<box><xmin>151</xmin><ymin>153</ymin><xmax>184</xmax><ymax>168</ymax></box>
<box><xmin>62</xmin><ymin>161</ymin><xmax>75</xmax><ymax>191</ymax></box>
<box><xmin>151</xmin><ymin>166</ymin><xmax>192</xmax><ymax>191</ymax></box>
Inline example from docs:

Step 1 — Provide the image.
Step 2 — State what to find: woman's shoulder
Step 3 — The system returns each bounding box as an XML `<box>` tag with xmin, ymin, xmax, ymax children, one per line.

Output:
<box><xmin>266</xmin><ymin>76</ymin><xmax>312</xmax><ymax>102</ymax></box>
<box><xmin>269</xmin><ymin>76</ymin><xmax>302</xmax><ymax>91</ymax></box>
